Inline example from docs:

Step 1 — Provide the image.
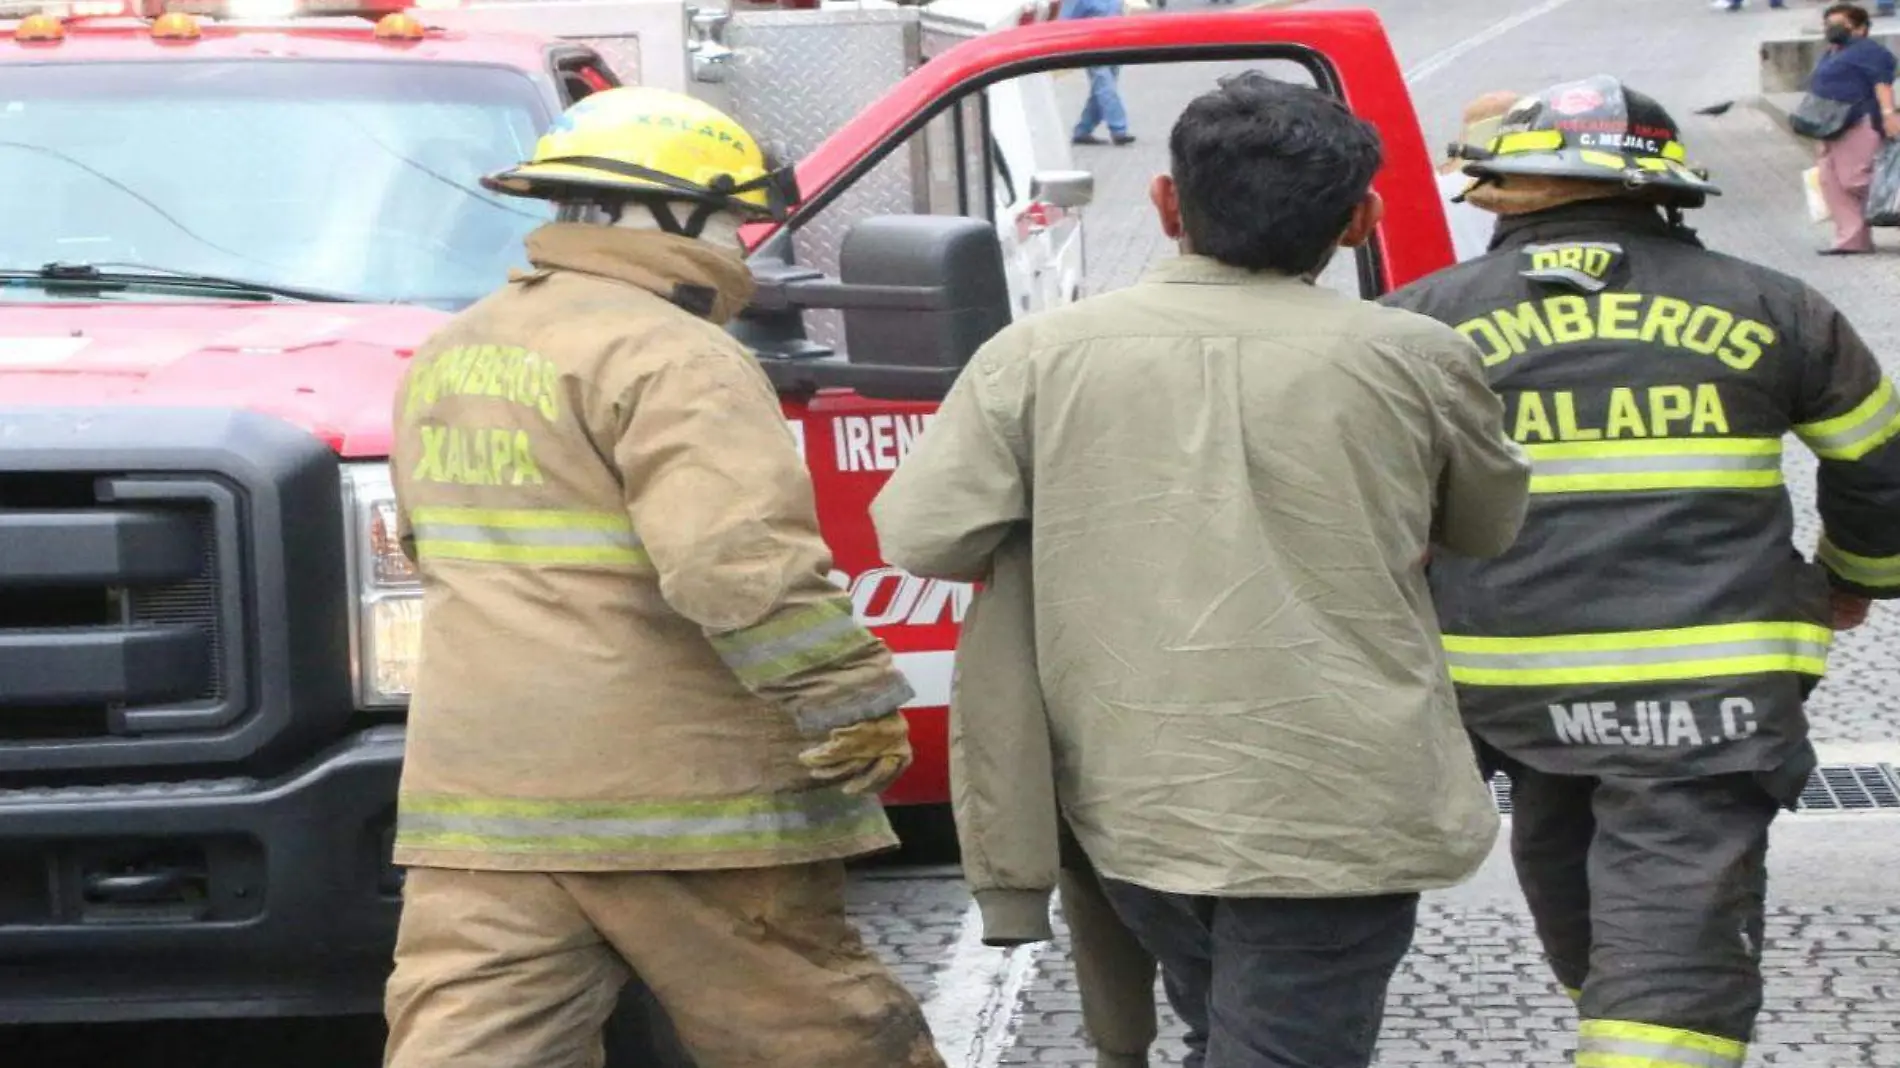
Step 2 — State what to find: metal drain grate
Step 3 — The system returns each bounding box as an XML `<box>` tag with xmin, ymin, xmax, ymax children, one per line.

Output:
<box><xmin>1487</xmin><ymin>764</ymin><xmax>1900</xmax><ymax>815</ymax></box>
<box><xmin>1797</xmin><ymin>764</ymin><xmax>1900</xmax><ymax>812</ymax></box>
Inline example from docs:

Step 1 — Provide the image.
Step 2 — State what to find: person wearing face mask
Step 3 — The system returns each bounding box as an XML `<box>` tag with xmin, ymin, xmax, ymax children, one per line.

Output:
<box><xmin>872</xmin><ymin>72</ymin><xmax>1529</xmax><ymax>1068</ymax></box>
<box><xmin>381</xmin><ymin>86</ymin><xmax>945</xmax><ymax>1068</ymax></box>
<box><xmin>1441</xmin><ymin>90</ymin><xmax>1523</xmax><ymax>262</ymax></box>
<box><xmin>1806</xmin><ymin>3</ymin><xmax>1899</xmax><ymax>253</ymax></box>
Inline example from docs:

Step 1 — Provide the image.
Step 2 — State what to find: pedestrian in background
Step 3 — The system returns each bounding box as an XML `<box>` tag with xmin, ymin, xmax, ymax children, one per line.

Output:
<box><xmin>1806</xmin><ymin>3</ymin><xmax>1899</xmax><ymax>253</ymax></box>
<box><xmin>1063</xmin><ymin>0</ymin><xmax>1135</xmax><ymax>146</ymax></box>
<box><xmin>874</xmin><ymin>72</ymin><xmax>1528</xmax><ymax>1068</ymax></box>
<box><xmin>1441</xmin><ymin>90</ymin><xmax>1521</xmax><ymax>262</ymax></box>
<box><xmin>1383</xmin><ymin>74</ymin><xmax>1900</xmax><ymax>1068</ymax></box>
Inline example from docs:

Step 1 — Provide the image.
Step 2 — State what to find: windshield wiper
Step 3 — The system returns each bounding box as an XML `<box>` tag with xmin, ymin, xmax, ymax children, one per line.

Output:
<box><xmin>3</xmin><ymin>262</ymin><xmax>367</xmax><ymax>303</ymax></box>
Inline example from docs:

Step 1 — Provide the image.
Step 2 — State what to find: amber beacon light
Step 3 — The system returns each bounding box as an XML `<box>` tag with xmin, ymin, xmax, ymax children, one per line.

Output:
<box><xmin>149</xmin><ymin>10</ymin><xmax>203</xmax><ymax>38</ymax></box>
<box><xmin>13</xmin><ymin>13</ymin><xmax>66</xmax><ymax>41</ymax></box>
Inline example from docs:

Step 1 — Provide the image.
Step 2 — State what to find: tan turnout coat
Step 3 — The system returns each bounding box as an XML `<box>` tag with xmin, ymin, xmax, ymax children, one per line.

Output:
<box><xmin>390</xmin><ymin>223</ymin><xmax>912</xmax><ymax>873</ymax></box>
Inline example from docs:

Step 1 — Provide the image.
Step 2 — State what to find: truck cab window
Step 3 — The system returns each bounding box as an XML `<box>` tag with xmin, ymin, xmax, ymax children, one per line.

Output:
<box><xmin>555</xmin><ymin>56</ymin><xmax>616</xmax><ymax>105</ymax></box>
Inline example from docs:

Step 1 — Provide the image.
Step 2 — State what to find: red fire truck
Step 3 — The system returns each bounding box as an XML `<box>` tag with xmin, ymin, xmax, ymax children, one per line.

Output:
<box><xmin>0</xmin><ymin>0</ymin><xmax>1451</xmax><ymax>1032</ymax></box>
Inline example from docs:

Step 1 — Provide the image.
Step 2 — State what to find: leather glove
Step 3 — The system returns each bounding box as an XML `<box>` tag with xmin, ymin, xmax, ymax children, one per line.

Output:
<box><xmin>798</xmin><ymin>713</ymin><xmax>914</xmax><ymax>796</ymax></box>
<box><xmin>1831</xmin><ymin>590</ymin><xmax>1873</xmax><ymax>631</ymax></box>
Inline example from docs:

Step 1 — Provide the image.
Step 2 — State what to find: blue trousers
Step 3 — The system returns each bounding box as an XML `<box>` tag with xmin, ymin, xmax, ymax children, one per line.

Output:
<box><xmin>1074</xmin><ymin>66</ymin><xmax>1129</xmax><ymax>138</ymax></box>
<box><xmin>1100</xmin><ymin>880</ymin><xmax>1418</xmax><ymax>1068</ymax></box>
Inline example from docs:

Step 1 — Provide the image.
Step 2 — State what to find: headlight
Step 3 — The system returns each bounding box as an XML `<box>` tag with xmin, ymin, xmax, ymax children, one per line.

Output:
<box><xmin>341</xmin><ymin>463</ymin><xmax>423</xmax><ymax>709</ymax></box>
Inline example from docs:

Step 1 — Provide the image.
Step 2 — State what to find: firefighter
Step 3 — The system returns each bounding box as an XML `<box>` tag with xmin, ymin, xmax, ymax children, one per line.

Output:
<box><xmin>381</xmin><ymin>86</ymin><xmax>945</xmax><ymax>1068</ymax></box>
<box><xmin>1382</xmin><ymin>75</ymin><xmax>1900</xmax><ymax>1068</ymax></box>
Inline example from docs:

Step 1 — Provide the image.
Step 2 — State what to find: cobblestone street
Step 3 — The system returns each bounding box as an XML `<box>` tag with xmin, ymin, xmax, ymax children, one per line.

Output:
<box><xmin>7</xmin><ymin>1</ymin><xmax>1897</xmax><ymax>1066</ymax></box>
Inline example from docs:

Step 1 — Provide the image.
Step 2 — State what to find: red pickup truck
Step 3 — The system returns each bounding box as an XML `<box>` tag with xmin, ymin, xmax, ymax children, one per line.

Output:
<box><xmin>0</xmin><ymin>0</ymin><xmax>1451</xmax><ymax>1038</ymax></box>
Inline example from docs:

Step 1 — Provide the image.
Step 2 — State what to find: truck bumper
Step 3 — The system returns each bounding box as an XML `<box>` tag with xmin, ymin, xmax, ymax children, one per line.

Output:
<box><xmin>0</xmin><ymin>727</ymin><xmax>405</xmax><ymax>1024</ymax></box>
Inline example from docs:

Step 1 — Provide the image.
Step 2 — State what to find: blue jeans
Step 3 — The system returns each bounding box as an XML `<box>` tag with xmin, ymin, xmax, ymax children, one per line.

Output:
<box><xmin>1074</xmin><ymin>65</ymin><xmax>1129</xmax><ymax>137</ymax></box>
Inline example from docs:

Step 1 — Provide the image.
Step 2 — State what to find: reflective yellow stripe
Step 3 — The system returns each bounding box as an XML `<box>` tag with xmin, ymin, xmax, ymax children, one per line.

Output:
<box><xmin>1662</xmin><ymin>141</ymin><xmax>1687</xmax><ymax>162</ymax></box>
<box><xmin>1817</xmin><ymin>534</ymin><xmax>1900</xmax><ymax>589</ymax></box>
<box><xmin>1577</xmin><ymin>1019</ymin><xmax>1745</xmax><ymax>1068</ymax></box>
<box><xmin>1442</xmin><ymin>622</ymin><xmax>1832</xmax><ymax>686</ymax></box>
<box><xmin>706</xmin><ymin>597</ymin><xmax>881</xmax><ymax>688</ymax></box>
<box><xmin>409</xmin><ymin>506</ymin><xmax>649</xmax><ymax>568</ymax></box>
<box><xmin>1580</xmin><ymin>149</ymin><xmax>1626</xmax><ymax>169</ymax></box>
<box><xmin>1522</xmin><ymin>438</ymin><xmax>1783</xmax><ymax>494</ymax></box>
<box><xmin>410</xmin><ymin>506</ymin><xmax>632</xmax><ymax>531</ymax></box>
<box><xmin>1493</xmin><ymin>130</ymin><xmax>1563</xmax><ymax>155</ymax></box>
<box><xmin>1796</xmin><ymin>378</ymin><xmax>1900</xmax><ymax>461</ymax></box>
<box><xmin>396</xmin><ymin>789</ymin><xmax>888</xmax><ymax>857</ymax></box>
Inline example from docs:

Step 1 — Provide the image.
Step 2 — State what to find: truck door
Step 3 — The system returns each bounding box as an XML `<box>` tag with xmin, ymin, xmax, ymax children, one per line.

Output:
<box><xmin>734</xmin><ymin>9</ymin><xmax>1448</xmax><ymax>807</ymax></box>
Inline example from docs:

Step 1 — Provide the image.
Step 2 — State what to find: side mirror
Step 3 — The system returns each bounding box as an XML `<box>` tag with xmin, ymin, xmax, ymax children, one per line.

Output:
<box><xmin>744</xmin><ymin>215</ymin><xmax>1012</xmax><ymax>401</ymax></box>
<box><xmin>1029</xmin><ymin>169</ymin><xmax>1094</xmax><ymax>210</ymax></box>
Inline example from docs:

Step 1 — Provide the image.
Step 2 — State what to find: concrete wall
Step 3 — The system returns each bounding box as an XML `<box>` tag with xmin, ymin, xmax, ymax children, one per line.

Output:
<box><xmin>1762</xmin><ymin>30</ymin><xmax>1900</xmax><ymax>93</ymax></box>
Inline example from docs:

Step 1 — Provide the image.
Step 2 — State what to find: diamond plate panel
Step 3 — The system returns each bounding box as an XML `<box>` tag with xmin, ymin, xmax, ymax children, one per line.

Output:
<box><xmin>724</xmin><ymin>9</ymin><xmax>920</xmax><ymax>159</ymax></box>
<box><xmin>725</xmin><ymin>9</ymin><xmax>925</xmax><ymax>346</ymax></box>
<box><xmin>574</xmin><ymin>34</ymin><xmax>645</xmax><ymax>85</ymax></box>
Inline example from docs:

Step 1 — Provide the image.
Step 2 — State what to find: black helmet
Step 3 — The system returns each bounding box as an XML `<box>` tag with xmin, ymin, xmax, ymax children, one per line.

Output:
<box><xmin>1452</xmin><ymin>75</ymin><xmax>1720</xmax><ymax>208</ymax></box>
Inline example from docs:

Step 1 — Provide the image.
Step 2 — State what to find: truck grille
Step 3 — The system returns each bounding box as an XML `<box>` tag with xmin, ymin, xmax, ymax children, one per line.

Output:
<box><xmin>0</xmin><ymin>471</ymin><xmax>237</xmax><ymax>743</ymax></box>
<box><xmin>0</xmin><ymin>406</ymin><xmax>354</xmax><ymax>777</ymax></box>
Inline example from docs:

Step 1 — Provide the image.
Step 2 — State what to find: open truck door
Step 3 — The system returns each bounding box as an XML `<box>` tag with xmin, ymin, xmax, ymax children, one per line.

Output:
<box><xmin>613</xmin><ymin>9</ymin><xmax>1450</xmax><ymax>1059</ymax></box>
<box><xmin>740</xmin><ymin>7</ymin><xmax>1452</xmax><ymax>810</ymax></box>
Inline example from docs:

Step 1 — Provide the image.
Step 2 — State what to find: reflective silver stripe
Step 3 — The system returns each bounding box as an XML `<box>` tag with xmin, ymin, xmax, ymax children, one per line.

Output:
<box><xmin>791</xmin><ymin>676</ymin><xmax>918</xmax><ymax>737</ymax></box>
<box><xmin>1579</xmin><ymin>1036</ymin><xmax>1742</xmax><ymax>1068</ymax></box>
<box><xmin>717</xmin><ymin>611</ymin><xmax>865</xmax><ymax>673</ymax></box>
<box><xmin>1797</xmin><ymin>379</ymin><xmax>1900</xmax><ymax>460</ymax></box>
<box><xmin>1444</xmin><ymin>637</ymin><xmax>1830</xmax><ymax>673</ymax></box>
<box><xmin>1532</xmin><ymin>453</ymin><xmax>1780</xmax><ymax>477</ymax></box>
<box><xmin>411</xmin><ymin>522</ymin><xmax>640</xmax><ymax>551</ymax></box>
<box><xmin>1522</xmin><ymin>440</ymin><xmax>1784</xmax><ymax>493</ymax></box>
<box><xmin>399</xmin><ymin>793</ymin><xmax>882</xmax><ymax>846</ymax></box>
<box><xmin>1817</xmin><ymin>535</ymin><xmax>1900</xmax><ymax>589</ymax></box>
<box><xmin>408</xmin><ymin>506</ymin><xmax>648</xmax><ymax>567</ymax></box>
<box><xmin>707</xmin><ymin>600</ymin><xmax>888</xmax><ymax>688</ymax></box>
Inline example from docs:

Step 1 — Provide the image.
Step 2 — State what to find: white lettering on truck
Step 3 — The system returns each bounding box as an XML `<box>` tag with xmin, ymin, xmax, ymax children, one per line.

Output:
<box><xmin>833</xmin><ymin>413</ymin><xmax>936</xmax><ymax>472</ymax></box>
<box><xmin>827</xmin><ymin>566</ymin><xmax>970</xmax><ymax>627</ymax></box>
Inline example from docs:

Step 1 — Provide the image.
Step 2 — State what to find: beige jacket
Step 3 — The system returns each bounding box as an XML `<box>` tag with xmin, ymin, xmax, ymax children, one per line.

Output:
<box><xmin>389</xmin><ymin>223</ymin><xmax>911</xmax><ymax>873</ymax></box>
<box><xmin>945</xmin><ymin>531</ymin><xmax>1062</xmax><ymax>943</ymax></box>
<box><xmin>873</xmin><ymin>255</ymin><xmax>1531</xmax><ymax>900</ymax></box>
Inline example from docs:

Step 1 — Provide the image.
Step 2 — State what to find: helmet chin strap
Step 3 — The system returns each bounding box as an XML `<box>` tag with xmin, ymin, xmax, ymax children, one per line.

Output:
<box><xmin>559</xmin><ymin>200</ymin><xmax>739</xmax><ymax>245</ymax></box>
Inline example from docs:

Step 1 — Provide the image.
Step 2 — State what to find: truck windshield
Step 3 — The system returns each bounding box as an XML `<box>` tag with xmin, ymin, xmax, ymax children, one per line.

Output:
<box><xmin>0</xmin><ymin>60</ymin><xmax>554</xmax><ymax>309</ymax></box>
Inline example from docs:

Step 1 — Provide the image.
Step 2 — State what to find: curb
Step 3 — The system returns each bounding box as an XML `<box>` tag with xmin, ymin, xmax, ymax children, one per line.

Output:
<box><xmin>1752</xmin><ymin>91</ymin><xmax>1802</xmax><ymax>132</ymax></box>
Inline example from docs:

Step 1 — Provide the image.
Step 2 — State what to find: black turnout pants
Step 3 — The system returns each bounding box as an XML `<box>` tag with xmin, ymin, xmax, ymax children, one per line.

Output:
<box><xmin>1485</xmin><ymin>742</ymin><xmax>1785</xmax><ymax>1057</ymax></box>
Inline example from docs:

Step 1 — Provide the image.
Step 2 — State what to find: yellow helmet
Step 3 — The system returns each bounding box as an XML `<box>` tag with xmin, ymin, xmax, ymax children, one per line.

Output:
<box><xmin>482</xmin><ymin>87</ymin><xmax>798</xmax><ymax>223</ymax></box>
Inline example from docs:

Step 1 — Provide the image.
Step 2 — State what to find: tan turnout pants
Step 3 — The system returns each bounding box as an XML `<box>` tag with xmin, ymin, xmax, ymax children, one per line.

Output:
<box><xmin>384</xmin><ymin>862</ymin><xmax>945</xmax><ymax>1068</ymax></box>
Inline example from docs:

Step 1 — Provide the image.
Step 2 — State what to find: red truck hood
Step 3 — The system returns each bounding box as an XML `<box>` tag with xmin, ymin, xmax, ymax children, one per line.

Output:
<box><xmin>0</xmin><ymin>302</ymin><xmax>445</xmax><ymax>459</ymax></box>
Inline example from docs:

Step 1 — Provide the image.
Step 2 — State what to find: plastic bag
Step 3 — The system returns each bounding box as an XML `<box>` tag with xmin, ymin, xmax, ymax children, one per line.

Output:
<box><xmin>1804</xmin><ymin>167</ymin><xmax>1831</xmax><ymax>224</ymax></box>
<box><xmin>1866</xmin><ymin>141</ymin><xmax>1900</xmax><ymax>228</ymax></box>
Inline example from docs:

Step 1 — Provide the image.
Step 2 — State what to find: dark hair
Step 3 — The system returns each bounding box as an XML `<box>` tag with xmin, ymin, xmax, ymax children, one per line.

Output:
<box><xmin>1168</xmin><ymin>71</ymin><xmax>1383</xmax><ymax>275</ymax></box>
<box><xmin>1825</xmin><ymin>3</ymin><xmax>1870</xmax><ymax>28</ymax></box>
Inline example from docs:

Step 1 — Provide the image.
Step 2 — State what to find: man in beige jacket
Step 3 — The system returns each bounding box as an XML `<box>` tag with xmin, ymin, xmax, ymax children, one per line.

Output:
<box><xmin>384</xmin><ymin>86</ymin><xmax>941</xmax><ymax>1068</ymax></box>
<box><xmin>873</xmin><ymin>72</ymin><xmax>1530</xmax><ymax>1068</ymax></box>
